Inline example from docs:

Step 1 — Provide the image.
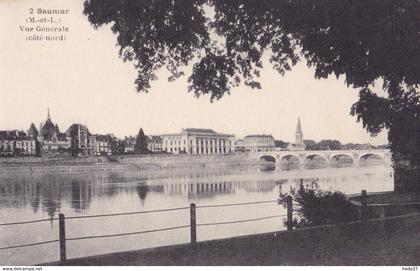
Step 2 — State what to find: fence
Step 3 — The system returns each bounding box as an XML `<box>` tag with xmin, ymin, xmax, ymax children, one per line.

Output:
<box><xmin>2</xmin><ymin>190</ymin><xmax>420</xmax><ymax>264</ymax></box>
<box><xmin>0</xmin><ymin>197</ymin><xmax>293</xmax><ymax>264</ymax></box>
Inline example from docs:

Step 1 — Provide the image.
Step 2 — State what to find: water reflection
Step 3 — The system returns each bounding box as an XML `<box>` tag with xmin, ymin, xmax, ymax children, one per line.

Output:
<box><xmin>70</xmin><ymin>180</ymin><xmax>88</xmax><ymax>212</ymax></box>
<box><xmin>0</xmin><ymin>165</ymin><xmax>393</xmax><ymax>217</ymax></box>
<box><xmin>279</xmin><ymin>164</ymin><xmax>300</xmax><ymax>171</ymax></box>
<box><xmin>136</xmin><ymin>184</ymin><xmax>149</xmax><ymax>205</ymax></box>
<box><xmin>258</xmin><ymin>164</ymin><xmax>276</xmax><ymax>172</ymax></box>
<box><xmin>0</xmin><ymin>176</ymin><xmax>290</xmax><ymax>214</ymax></box>
<box><xmin>164</xmin><ymin>181</ymin><xmax>236</xmax><ymax>199</ymax></box>
<box><xmin>0</xmin><ymin>165</ymin><xmax>394</xmax><ymax>265</ymax></box>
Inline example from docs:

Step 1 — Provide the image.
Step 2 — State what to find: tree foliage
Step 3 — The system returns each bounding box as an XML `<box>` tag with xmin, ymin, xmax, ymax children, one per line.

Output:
<box><xmin>275</xmin><ymin>140</ymin><xmax>289</xmax><ymax>148</ymax></box>
<box><xmin>306</xmin><ymin>139</ymin><xmax>342</xmax><ymax>151</ymax></box>
<box><xmin>279</xmin><ymin>180</ymin><xmax>359</xmax><ymax>228</ymax></box>
<box><xmin>83</xmin><ymin>0</ymin><xmax>210</xmax><ymax>94</ymax></box>
<box><xmin>134</xmin><ymin>128</ymin><xmax>148</xmax><ymax>154</ymax></box>
<box><xmin>83</xmin><ymin>0</ymin><xmax>419</xmax><ymax>96</ymax></box>
<box><xmin>83</xmin><ymin>0</ymin><xmax>420</xmax><ymax>167</ymax></box>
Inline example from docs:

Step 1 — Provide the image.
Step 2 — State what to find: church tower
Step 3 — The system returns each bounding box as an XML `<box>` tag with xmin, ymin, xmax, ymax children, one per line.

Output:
<box><xmin>295</xmin><ymin>117</ymin><xmax>304</xmax><ymax>148</ymax></box>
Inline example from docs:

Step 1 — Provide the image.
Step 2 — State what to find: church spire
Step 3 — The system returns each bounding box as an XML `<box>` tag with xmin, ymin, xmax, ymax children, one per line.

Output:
<box><xmin>295</xmin><ymin>117</ymin><xmax>304</xmax><ymax>148</ymax></box>
<box><xmin>47</xmin><ymin>108</ymin><xmax>51</xmax><ymax>120</ymax></box>
<box><xmin>296</xmin><ymin>117</ymin><xmax>302</xmax><ymax>135</ymax></box>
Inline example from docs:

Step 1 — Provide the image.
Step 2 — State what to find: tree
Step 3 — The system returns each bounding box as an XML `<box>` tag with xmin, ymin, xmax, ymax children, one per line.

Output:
<box><xmin>134</xmin><ymin>128</ymin><xmax>148</xmax><ymax>154</ymax></box>
<box><xmin>275</xmin><ymin>140</ymin><xmax>289</xmax><ymax>149</ymax></box>
<box><xmin>305</xmin><ymin>140</ymin><xmax>342</xmax><ymax>151</ymax></box>
<box><xmin>84</xmin><ymin>0</ymin><xmax>420</xmax><ymax>191</ymax></box>
<box><xmin>303</xmin><ymin>140</ymin><xmax>315</xmax><ymax>150</ymax></box>
<box><xmin>279</xmin><ymin>180</ymin><xmax>359</xmax><ymax>228</ymax></box>
<box><xmin>83</xmin><ymin>1</ymin><xmax>419</xmax><ymax>96</ymax></box>
<box><xmin>28</xmin><ymin>123</ymin><xmax>41</xmax><ymax>155</ymax></box>
<box><xmin>113</xmin><ymin>139</ymin><xmax>126</xmax><ymax>155</ymax></box>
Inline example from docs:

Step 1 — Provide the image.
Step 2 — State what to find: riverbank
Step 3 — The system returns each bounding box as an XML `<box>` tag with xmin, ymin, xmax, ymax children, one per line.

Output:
<box><xmin>47</xmin><ymin>211</ymin><xmax>420</xmax><ymax>265</ymax></box>
<box><xmin>0</xmin><ymin>160</ymin><xmax>395</xmax><ymax>265</ymax></box>
<box><xmin>0</xmin><ymin>154</ymin><xmax>262</xmax><ymax>176</ymax></box>
<box><xmin>349</xmin><ymin>191</ymin><xmax>420</xmax><ymax>219</ymax></box>
<box><xmin>0</xmin><ymin>160</ymin><xmax>392</xmax><ymax>189</ymax></box>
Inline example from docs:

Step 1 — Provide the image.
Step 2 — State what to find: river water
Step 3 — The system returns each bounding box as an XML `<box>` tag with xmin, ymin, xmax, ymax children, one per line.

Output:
<box><xmin>0</xmin><ymin>163</ymin><xmax>393</xmax><ymax>265</ymax></box>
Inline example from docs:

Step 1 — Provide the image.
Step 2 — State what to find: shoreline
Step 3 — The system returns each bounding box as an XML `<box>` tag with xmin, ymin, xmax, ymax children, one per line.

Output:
<box><xmin>0</xmin><ymin>154</ymin><xmax>390</xmax><ymax>180</ymax></box>
<box><xmin>0</xmin><ymin>153</ymin><xmax>265</xmax><ymax>177</ymax></box>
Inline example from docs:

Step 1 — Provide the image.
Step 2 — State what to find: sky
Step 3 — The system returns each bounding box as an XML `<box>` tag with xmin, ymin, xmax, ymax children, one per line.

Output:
<box><xmin>0</xmin><ymin>0</ymin><xmax>388</xmax><ymax>145</ymax></box>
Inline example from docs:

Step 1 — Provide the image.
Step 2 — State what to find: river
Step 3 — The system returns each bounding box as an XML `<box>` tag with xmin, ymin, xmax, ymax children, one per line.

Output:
<box><xmin>0</xmin><ymin>162</ymin><xmax>393</xmax><ymax>265</ymax></box>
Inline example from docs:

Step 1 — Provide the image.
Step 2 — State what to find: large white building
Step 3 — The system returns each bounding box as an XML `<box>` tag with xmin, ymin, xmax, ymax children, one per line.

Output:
<box><xmin>161</xmin><ymin>128</ymin><xmax>235</xmax><ymax>155</ymax></box>
<box><xmin>242</xmin><ymin>135</ymin><xmax>275</xmax><ymax>152</ymax></box>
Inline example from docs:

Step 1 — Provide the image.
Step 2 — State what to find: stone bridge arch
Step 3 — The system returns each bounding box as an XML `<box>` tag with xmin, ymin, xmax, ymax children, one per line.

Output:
<box><xmin>304</xmin><ymin>153</ymin><xmax>328</xmax><ymax>161</ymax></box>
<box><xmin>258</xmin><ymin>154</ymin><xmax>276</xmax><ymax>163</ymax></box>
<box><xmin>358</xmin><ymin>152</ymin><xmax>386</xmax><ymax>164</ymax></box>
<box><xmin>304</xmin><ymin>153</ymin><xmax>328</xmax><ymax>167</ymax></box>
<box><xmin>330</xmin><ymin>153</ymin><xmax>354</xmax><ymax>164</ymax></box>
<box><xmin>279</xmin><ymin>154</ymin><xmax>301</xmax><ymax>165</ymax></box>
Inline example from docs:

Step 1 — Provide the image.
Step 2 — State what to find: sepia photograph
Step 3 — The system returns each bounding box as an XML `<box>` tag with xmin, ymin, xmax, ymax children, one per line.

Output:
<box><xmin>0</xmin><ymin>0</ymin><xmax>419</xmax><ymax>267</ymax></box>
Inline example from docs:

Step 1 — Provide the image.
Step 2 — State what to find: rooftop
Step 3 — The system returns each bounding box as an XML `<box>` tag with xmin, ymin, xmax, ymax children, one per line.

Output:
<box><xmin>95</xmin><ymin>134</ymin><xmax>114</xmax><ymax>141</ymax></box>
<box><xmin>66</xmin><ymin>123</ymin><xmax>92</xmax><ymax>137</ymax></box>
<box><xmin>0</xmin><ymin>130</ymin><xmax>33</xmax><ymax>140</ymax></box>
<box><xmin>244</xmin><ymin>135</ymin><xmax>274</xmax><ymax>139</ymax></box>
<box><xmin>161</xmin><ymin>128</ymin><xmax>234</xmax><ymax>137</ymax></box>
<box><xmin>183</xmin><ymin>128</ymin><xmax>217</xmax><ymax>134</ymax></box>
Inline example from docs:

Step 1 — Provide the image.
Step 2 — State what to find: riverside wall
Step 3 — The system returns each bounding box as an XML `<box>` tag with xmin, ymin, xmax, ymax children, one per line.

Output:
<box><xmin>0</xmin><ymin>153</ymin><xmax>259</xmax><ymax>176</ymax></box>
<box><xmin>114</xmin><ymin>153</ymin><xmax>255</xmax><ymax>167</ymax></box>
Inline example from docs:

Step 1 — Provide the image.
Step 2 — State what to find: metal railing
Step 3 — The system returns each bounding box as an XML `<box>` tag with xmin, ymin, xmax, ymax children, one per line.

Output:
<box><xmin>3</xmin><ymin>190</ymin><xmax>417</xmax><ymax>264</ymax></box>
<box><xmin>0</xmin><ymin>217</ymin><xmax>57</xmax><ymax>227</ymax></box>
<box><xmin>0</xmin><ymin>198</ymin><xmax>288</xmax><ymax>264</ymax></box>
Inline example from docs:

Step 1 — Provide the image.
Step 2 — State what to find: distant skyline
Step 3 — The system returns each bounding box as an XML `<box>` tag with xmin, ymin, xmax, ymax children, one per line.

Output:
<box><xmin>0</xmin><ymin>0</ymin><xmax>388</xmax><ymax>145</ymax></box>
<box><xmin>5</xmin><ymin>108</ymin><xmax>387</xmax><ymax>145</ymax></box>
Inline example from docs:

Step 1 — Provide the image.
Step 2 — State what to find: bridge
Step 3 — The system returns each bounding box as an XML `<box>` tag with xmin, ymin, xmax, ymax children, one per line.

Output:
<box><xmin>252</xmin><ymin>149</ymin><xmax>391</xmax><ymax>165</ymax></box>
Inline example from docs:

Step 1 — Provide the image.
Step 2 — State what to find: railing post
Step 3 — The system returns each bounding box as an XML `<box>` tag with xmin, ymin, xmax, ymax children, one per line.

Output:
<box><xmin>190</xmin><ymin>203</ymin><xmax>196</xmax><ymax>244</ymax></box>
<box><xmin>59</xmin><ymin>213</ymin><xmax>66</xmax><ymax>263</ymax></box>
<box><xmin>287</xmin><ymin>196</ymin><xmax>293</xmax><ymax>231</ymax></box>
<box><xmin>361</xmin><ymin>190</ymin><xmax>367</xmax><ymax>222</ymax></box>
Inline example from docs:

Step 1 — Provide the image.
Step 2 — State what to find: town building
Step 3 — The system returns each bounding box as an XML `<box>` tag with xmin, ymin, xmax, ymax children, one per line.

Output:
<box><xmin>161</xmin><ymin>128</ymin><xmax>235</xmax><ymax>155</ymax></box>
<box><xmin>234</xmin><ymin>139</ymin><xmax>246</xmax><ymax>152</ymax></box>
<box><xmin>122</xmin><ymin>136</ymin><xmax>136</xmax><ymax>154</ymax></box>
<box><xmin>0</xmin><ymin>130</ymin><xmax>37</xmax><ymax>156</ymax></box>
<box><xmin>95</xmin><ymin>134</ymin><xmax>114</xmax><ymax>155</ymax></box>
<box><xmin>242</xmin><ymin>135</ymin><xmax>275</xmax><ymax>152</ymax></box>
<box><xmin>38</xmin><ymin>109</ymin><xmax>70</xmax><ymax>154</ymax></box>
<box><xmin>66</xmin><ymin>123</ymin><xmax>96</xmax><ymax>155</ymax></box>
<box><xmin>275</xmin><ymin>140</ymin><xmax>289</xmax><ymax>150</ymax></box>
<box><xmin>27</xmin><ymin>123</ymin><xmax>39</xmax><ymax>139</ymax></box>
<box><xmin>288</xmin><ymin>118</ymin><xmax>306</xmax><ymax>151</ymax></box>
<box><xmin>147</xmin><ymin>136</ymin><xmax>163</xmax><ymax>153</ymax></box>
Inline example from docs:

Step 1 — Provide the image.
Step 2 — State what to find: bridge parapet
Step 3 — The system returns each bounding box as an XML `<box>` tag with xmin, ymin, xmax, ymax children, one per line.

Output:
<box><xmin>253</xmin><ymin>149</ymin><xmax>391</xmax><ymax>165</ymax></box>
